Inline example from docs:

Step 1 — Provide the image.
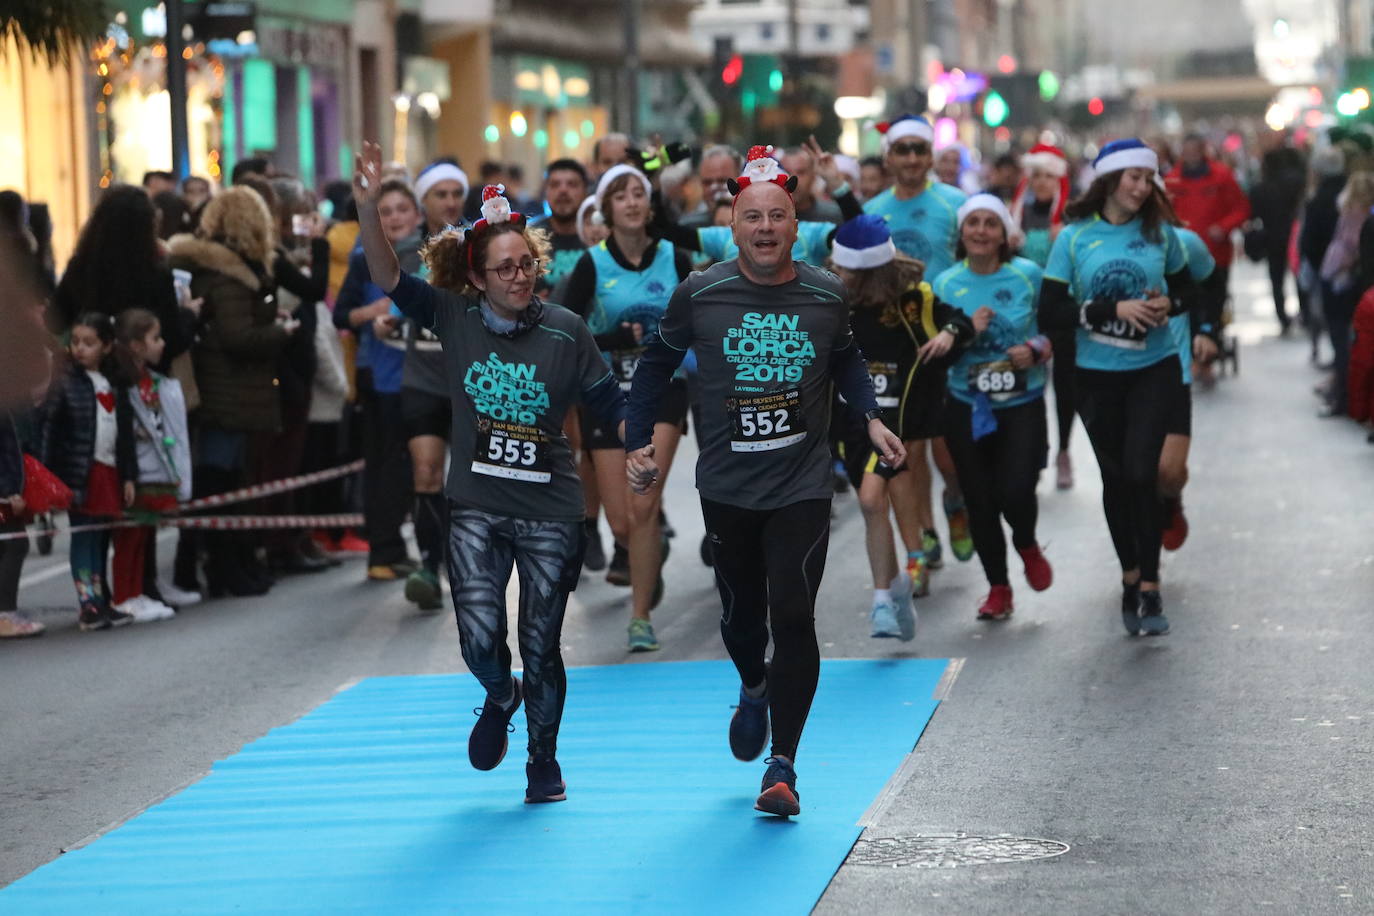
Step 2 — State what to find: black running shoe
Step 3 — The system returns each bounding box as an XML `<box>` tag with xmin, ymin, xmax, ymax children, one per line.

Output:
<box><xmin>469</xmin><ymin>677</ymin><xmax>522</xmax><ymax>771</ymax></box>
<box><xmin>605</xmin><ymin>544</ymin><xmax>631</xmax><ymax>586</ymax></box>
<box><xmin>1138</xmin><ymin>590</ymin><xmax>1170</xmax><ymax>636</ymax></box>
<box><xmin>582</xmin><ymin>519</ymin><xmax>606</xmax><ymax>572</ymax></box>
<box><xmin>729</xmin><ymin>684</ymin><xmax>769</xmax><ymax>761</ymax></box>
<box><xmin>525</xmin><ymin>757</ymin><xmax>567</xmax><ymax>804</ymax></box>
<box><xmin>105</xmin><ymin>604</ymin><xmax>135</xmax><ymax>628</ymax></box>
<box><xmin>755</xmin><ymin>756</ymin><xmax>801</xmax><ymax>817</ymax></box>
<box><xmin>1121</xmin><ymin>581</ymin><xmax>1141</xmax><ymax>636</ymax></box>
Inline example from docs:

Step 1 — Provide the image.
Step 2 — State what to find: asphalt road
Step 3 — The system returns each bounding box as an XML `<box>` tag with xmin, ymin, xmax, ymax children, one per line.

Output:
<box><xmin>3</xmin><ymin>260</ymin><xmax>1372</xmax><ymax>913</ymax></box>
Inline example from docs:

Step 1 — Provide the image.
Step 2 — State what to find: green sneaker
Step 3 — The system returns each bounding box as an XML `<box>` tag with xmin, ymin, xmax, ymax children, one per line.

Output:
<box><xmin>943</xmin><ymin>491</ymin><xmax>975</xmax><ymax>562</ymax></box>
<box><xmin>921</xmin><ymin>531</ymin><xmax>944</xmax><ymax>569</ymax></box>
<box><xmin>628</xmin><ymin>618</ymin><xmax>660</xmax><ymax>652</ymax></box>
<box><xmin>404</xmin><ymin>568</ymin><xmax>443</xmax><ymax>611</ymax></box>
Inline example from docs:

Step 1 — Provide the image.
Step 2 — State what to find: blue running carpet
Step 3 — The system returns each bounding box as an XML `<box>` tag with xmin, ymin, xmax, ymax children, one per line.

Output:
<box><xmin>1</xmin><ymin>658</ymin><xmax>947</xmax><ymax>914</ymax></box>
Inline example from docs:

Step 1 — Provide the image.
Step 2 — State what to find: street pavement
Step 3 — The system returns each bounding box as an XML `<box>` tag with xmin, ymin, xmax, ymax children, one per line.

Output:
<box><xmin>3</xmin><ymin>260</ymin><xmax>1373</xmax><ymax>912</ymax></box>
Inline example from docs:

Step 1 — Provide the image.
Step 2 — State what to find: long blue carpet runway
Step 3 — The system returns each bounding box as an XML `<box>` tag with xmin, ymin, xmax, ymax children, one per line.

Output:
<box><xmin>1</xmin><ymin>659</ymin><xmax>946</xmax><ymax>914</ymax></box>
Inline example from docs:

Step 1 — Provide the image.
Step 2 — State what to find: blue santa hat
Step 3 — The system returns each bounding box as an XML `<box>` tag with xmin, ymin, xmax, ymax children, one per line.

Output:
<box><xmin>1093</xmin><ymin>138</ymin><xmax>1158</xmax><ymax>176</ymax></box>
<box><xmin>832</xmin><ymin>214</ymin><xmax>897</xmax><ymax>270</ymax></box>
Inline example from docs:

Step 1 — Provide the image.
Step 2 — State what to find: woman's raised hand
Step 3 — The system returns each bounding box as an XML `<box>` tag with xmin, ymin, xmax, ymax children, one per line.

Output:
<box><xmin>352</xmin><ymin>141</ymin><xmax>383</xmax><ymax>206</ymax></box>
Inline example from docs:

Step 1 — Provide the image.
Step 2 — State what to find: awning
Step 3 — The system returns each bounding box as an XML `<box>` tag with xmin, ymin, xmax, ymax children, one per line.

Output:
<box><xmin>1135</xmin><ymin>75</ymin><xmax>1292</xmax><ymax>104</ymax></box>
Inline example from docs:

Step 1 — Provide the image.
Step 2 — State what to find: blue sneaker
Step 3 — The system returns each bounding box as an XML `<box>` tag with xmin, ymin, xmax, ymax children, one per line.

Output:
<box><xmin>1138</xmin><ymin>590</ymin><xmax>1170</xmax><ymax>636</ymax></box>
<box><xmin>525</xmin><ymin>757</ymin><xmax>567</xmax><ymax>803</ymax></box>
<box><xmin>730</xmin><ymin>683</ymin><xmax>770</xmax><ymax>761</ymax></box>
<box><xmin>755</xmin><ymin>756</ymin><xmax>801</xmax><ymax>817</ymax></box>
<box><xmin>890</xmin><ymin>573</ymin><xmax>917</xmax><ymax>642</ymax></box>
<box><xmin>1121</xmin><ymin>581</ymin><xmax>1142</xmax><ymax>636</ymax></box>
<box><xmin>870</xmin><ymin>596</ymin><xmax>901</xmax><ymax>638</ymax></box>
<box><xmin>469</xmin><ymin>677</ymin><xmax>521</xmax><ymax>771</ymax></box>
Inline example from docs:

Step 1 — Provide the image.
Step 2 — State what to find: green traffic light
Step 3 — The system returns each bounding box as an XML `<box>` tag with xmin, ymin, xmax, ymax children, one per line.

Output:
<box><xmin>983</xmin><ymin>90</ymin><xmax>1009</xmax><ymax>127</ymax></box>
<box><xmin>1038</xmin><ymin>70</ymin><xmax>1060</xmax><ymax>101</ymax></box>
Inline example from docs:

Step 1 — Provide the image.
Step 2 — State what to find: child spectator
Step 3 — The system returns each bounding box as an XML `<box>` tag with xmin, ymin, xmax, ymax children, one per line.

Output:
<box><xmin>111</xmin><ymin>309</ymin><xmax>193</xmax><ymax>622</ymax></box>
<box><xmin>40</xmin><ymin>313</ymin><xmax>137</xmax><ymax>630</ymax></box>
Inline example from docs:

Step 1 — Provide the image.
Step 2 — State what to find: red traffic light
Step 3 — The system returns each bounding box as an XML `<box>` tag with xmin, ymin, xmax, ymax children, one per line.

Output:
<box><xmin>1088</xmin><ymin>97</ymin><xmax>1104</xmax><ymax>116</ymax></box>
<box><xmin>722</xmin><ymin>55</ymin><xmax>743</xmax><ymax>86</ymax></box>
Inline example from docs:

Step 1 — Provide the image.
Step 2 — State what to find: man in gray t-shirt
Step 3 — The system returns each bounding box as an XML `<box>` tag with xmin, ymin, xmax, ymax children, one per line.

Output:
<box><xmin>624</xmin><ymin>157</ymin><xmax>904</xmax><ymax>819</ymax></box>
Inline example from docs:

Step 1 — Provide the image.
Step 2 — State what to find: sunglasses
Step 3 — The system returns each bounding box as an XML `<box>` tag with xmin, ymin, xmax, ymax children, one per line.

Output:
<box><xmin>889</xmin><ymin>142</ymin><xmax>931</xmax><ymax>157</ymax></box>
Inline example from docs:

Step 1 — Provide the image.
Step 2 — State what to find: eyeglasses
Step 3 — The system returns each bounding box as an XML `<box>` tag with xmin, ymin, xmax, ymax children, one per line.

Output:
<box><xmin>889</xmin><ymin>142</ymin><xmax>931</xmax><ymax>157</ymax></box>
<box><xmin>485</xmin><ymin>257</ymin><xmax>541</xmax><ymax>281</ymax></box>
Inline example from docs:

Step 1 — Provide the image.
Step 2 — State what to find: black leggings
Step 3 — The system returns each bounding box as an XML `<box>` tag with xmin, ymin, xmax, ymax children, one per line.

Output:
<box><xmin>447</xmin><ymin>506</ymin><xmax>584</xmax><ymax>760</ymax></box>
<box><xmin>1266</xmin><ymin>247</ymin><xmax>1290</xmax><ymax>326</ymax></box>
<box><xmin>700</xmin><ymin>497</ymin><xmax>830</xmax><ymax>762</ymax></box>
<box><xmin>0</xmin><ymin>520</ymin><xmax>29</xmax><ymax>610</ymax></box>
<box><xmin>1049</xmin><ymin>331</ymin><xmax>1076</xmax><ymax>451</ymax></box>
<box><xmin>1075</xmin><ymin>356</ymin><xmax>1181</xmax><ymax>583</ymax></box>
<box><xmin>943</xmin><ymin>397</ymin><xmax>1048</xmax><ymax>587</ymax></box>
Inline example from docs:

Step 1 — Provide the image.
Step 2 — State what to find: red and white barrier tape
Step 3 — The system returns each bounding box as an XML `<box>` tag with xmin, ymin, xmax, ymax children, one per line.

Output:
<box><xmin>179</xmin><ymin>459</ymin><xmax>364</xmax><ymax>511</ymax></box>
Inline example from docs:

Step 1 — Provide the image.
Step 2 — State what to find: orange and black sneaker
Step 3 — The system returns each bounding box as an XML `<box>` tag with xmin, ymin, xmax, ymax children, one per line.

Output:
<box><xmin>754</xmin><ymin>756</ymin><xmax>801</xmax><ymax>817</ymax></box>
<box><xmin>1161</xmin><ymin>498</ymin><xmax>1189</xmax><ymax>551</ymax></box>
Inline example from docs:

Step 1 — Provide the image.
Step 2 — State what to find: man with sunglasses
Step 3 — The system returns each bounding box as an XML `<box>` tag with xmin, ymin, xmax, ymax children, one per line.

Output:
<box><xmin>863</xmin><ymin>114</ymin><xmax>976</xmax><ymax>591</ymax></box>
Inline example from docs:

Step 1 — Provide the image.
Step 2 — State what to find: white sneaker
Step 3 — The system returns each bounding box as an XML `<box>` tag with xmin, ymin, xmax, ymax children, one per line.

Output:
<box><xmin>158</xmin><ymin>580</ymin><xmax>202</xmax><ymax>607</ymax></box>
<box><xmin>129</xmin><ymin>596</ymin><xmax>177</xmax><ymax>623</ymax></box>
<box><xmin>889</xmin><ymin>572</ymin><xmax>917</xmax><ymax>642</ymax></box>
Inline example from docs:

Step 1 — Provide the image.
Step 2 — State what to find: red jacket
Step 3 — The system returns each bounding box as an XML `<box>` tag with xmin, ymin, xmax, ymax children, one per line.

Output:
<box><xmin>1348</xmin><ymin>287</ymin><xmax>1374</xmax><ymax>422</ymax></box>
<box><xmin>1164</xmin><ymin>161</ymin><xmax>1251</xmax><ymax>267</ymax></box>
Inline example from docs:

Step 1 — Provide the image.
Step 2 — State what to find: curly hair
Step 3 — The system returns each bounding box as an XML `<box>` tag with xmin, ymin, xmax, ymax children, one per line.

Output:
<box><xmin>52</xmin><ymin>185</ymin><xmax>161</xmax><ymax>331</ymax></box>
<box><xmin>421</xmin><ymin>222</ymin><xmax>552</xmax><ymax>295</ymax></box>
<box><xmin>835</xmin><ymin>253</ymin><xmax>927</xmax><ymax>327</ymax></box>
<box><xmin>196</xmin><ymin>185</ymin><xmax>277</xmax><ymax>266</ymax></box>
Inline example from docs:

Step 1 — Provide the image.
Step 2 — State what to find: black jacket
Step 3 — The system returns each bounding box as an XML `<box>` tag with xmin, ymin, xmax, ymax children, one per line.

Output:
<box><xmin>0</xmin><ymin>411</ymin><xmax>22</xmax><ymax>499</ymax></box>
<box><xmin>38</xmin><ymin>362</ymin><xmax>136</xmax><ymax>505</ymax></box>
<box><xmin>1300</xmin><ymin>175</ymin><xmax>1347</xmax><ymax>268</ymax></box>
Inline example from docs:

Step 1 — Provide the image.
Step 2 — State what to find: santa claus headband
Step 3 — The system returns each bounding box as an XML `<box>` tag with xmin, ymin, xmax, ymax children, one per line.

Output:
<box><xmin>1021</xmin><ymin>143</ymin><xmax>1068</xmax><ymax>177</ymax></box>
<box><xmin>575</xmin><ymin>194</ymin><xmax>603</xmax><ymax>239</ymax></box>
<box><xmin>466</xmin><ymin>184</ymin><xmax>525</xmax><ymax>269</ymax></box>
<box><xmin>876</xmin><ymin>115</ymin><xmax>935</xmax><ymax>152</ymax></box>
<box><xmin>726</xmin><ymin>146</ymin><xmax>799</xmax><ymax>198</ymax></box>
<box><xmin>1094</xmin><ymin>139</ymin><xmax>1158</xmax><ymax>177</ymax></box>
<box><xmin>594</xmin><ymin>164</ymin><xmax>653</xmax><ymax>215</ymax></box>
<box><xmin>415</xmin><ymin>162</ymin><xmax>469</xmax><ymax>203</ymax></box>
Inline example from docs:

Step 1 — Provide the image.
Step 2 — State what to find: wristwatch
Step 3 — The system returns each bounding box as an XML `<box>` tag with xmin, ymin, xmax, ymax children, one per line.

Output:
<box><xmin>863</xmin><ymin>408</ymin><xmax>885</xmax><ymax>424</ymax></box>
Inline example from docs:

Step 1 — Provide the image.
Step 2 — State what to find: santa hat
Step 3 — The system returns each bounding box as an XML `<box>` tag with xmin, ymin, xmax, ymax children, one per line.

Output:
<box><xmin>594</xmin><ymin>163</ymin><xmax>653</xmax><ymax>216</ymax></box>
<box><xmin>575</xmin><ymin>194</ymin><xmax>602</xmax><ymax>240</ymax></box>
<box><xmin>1010</xmin><ymin>143</ymin><xmax>1071</xmax><ymax>228</ymax></box>
<box><xmin>414</xmin><ymin>161</ymin><xmax>470</xmax><ymax>203</ymax></box>
<box><xmin>727</xmin><ymin>146</ymin><xmax>799</xmax><ymax>198</ymax></box>
<box><xmin>875</xmin><ymin>114</ymin><xmax>935</xmax><ymax>152</ymax></box>
<box><xmin>832</xmin><ymin>214</ymin><xmax>897</xmax><ymax>270</ymax></box>
<box><xmin>1093</xmin><ymin>138</ymin><xmax>1158</xmax><ymax>176</ymax></box>
<box><xmin>957</xmin><ymin>193</ymin><xmax>1023</xmax><ymax>247</ymax></box>
<box><xmin>466</xmin><ymin>184</ymin><xmax>524</xmax><ymax>268</ymax></box>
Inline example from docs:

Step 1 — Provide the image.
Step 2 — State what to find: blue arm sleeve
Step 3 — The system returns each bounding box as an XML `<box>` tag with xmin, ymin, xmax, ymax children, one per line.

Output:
<box><xmin>831</xmin><ymin>341</ymin><xmax>879</xmax><ymax>418</ymax></box>
<box><xmin>624</xmin><ymin>333</ymin><xmax>687</xmax><ymax>451</ymax></box>
<box><xmin>385</xmin><ymin>272</ymin><xmax>439</xmax><ymax>328</ymax></box>
<box><xmin>582</xmin><ymin>373</ymin><xmax>627</xmax><ymax>433</ymax></box>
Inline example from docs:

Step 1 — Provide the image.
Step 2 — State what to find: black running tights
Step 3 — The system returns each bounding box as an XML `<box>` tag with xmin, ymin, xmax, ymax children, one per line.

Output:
<box><xmin>1049</xmin><ymin>331</ymin><xmax>1076</xmax><ymax>451</ymax></box>
<box><xmin>700</xmin><ymin>497</ymin><xmax>831</xmax><ymax>762</ymax></box>
<box><xmin>447</xmin><ymin>506</ymin><xmax>584</xmax><ymax>760</ymax></box>
<box><xmin>1075</xmin><ymin>356</ymin><xmax>1180</xmax><ymax>583</ymax></box>
<box><xmin>943</xmin><ymin>397</ymin><xmax>1048</xmax><ymax>587</ymax></box>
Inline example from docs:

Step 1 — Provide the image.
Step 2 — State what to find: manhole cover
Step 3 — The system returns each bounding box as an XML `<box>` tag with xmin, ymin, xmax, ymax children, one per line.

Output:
<box><xmin>847</xmin><ymin>834</ymin><xmax>1069</xmax><ymax>868</ymax></box>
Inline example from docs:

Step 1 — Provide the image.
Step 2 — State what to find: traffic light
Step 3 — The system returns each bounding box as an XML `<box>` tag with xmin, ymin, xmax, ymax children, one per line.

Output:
<box><xmin>982</xmin><ymin>90</ymin><xmax>1009</xmax><ymax>127</ymax></box>
<box><xmin>722</xmin><ymin>54</ymin><xmax>743</xmax><ymax>86</ymax></box>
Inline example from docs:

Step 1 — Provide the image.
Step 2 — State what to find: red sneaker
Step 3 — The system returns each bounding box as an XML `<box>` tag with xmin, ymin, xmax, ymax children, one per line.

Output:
<box><xmin>335</xmin><ymin>530</ymin><xmax>370</xmax><ymax>553</ymax></box>
<box><xmin>976</xmin><ymin>585</ymin><xmax>1014</xmax><ymax>621</ymax></box>
<box><xmin>1016</xmin><ymin>545</ymin><xmax>1053</xmax><ymax>592</ymax></box>
<box><xmin>1161</xmin><ymin>500</ymin><xmax>1188</xmax><ymax>551</ymax></box>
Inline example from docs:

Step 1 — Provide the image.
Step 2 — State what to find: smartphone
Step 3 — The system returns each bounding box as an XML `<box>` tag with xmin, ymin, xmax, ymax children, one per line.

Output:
<box><xmin>172</xmin><ymin>268</ymin><xmax>193</xmax><ymax>305</ymax></box>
